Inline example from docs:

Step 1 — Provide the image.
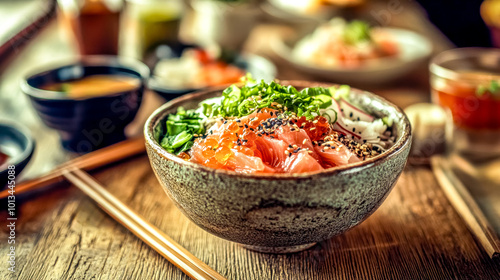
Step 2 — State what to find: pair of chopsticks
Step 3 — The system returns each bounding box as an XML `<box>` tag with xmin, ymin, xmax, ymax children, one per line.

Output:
<box><xmin>0</xmin><ymin>137</ymin><xmax>146</xmax><ymax>200</ymax></box>
<box><xmin>0</xmin><ymin>137</ymin><xmax>225</xmax><ymax>279</ymax></box>
<box><xmin>63</xmin><ymin>167</ymin><xmax>225</xmax><ymax>280</ymax></box>
<box><xmin>431</xmin><ymin>156</ymin><xmax>500</xmax><ymax>260</ymax></box>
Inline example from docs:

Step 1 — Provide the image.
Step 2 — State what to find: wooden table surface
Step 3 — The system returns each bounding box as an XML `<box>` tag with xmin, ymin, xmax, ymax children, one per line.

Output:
<box><xmin>1</xmin><ymin>5</ymin><xmax>500</xmax><ymax>279</ymax></box>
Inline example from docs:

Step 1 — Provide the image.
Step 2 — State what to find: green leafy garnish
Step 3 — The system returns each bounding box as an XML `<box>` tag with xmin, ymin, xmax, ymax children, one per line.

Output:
<box><xmin>205</xmin><ymin>78</ymin><xmax>337</xmax><ymax>120</ymax></box>
<box><xmin>159</xmin><ymin>107</ymin><xmax>205</xmax><ymax>155</ymax></box>
<box><xmin>343</xmin><ymin>20</ymin><xmax>372</xmax><ymax>45</ymax></box>
<box><xmin>476</xmin><ymin>80</ymin><xmax>500</xmax><ymax>97</ymax></box>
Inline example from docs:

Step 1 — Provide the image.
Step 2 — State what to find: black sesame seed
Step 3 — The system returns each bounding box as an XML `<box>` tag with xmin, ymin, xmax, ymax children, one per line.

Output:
<box><xmin>349</xmin><ymin>112</ymin><xmax>353</xmax><ymax>118</ymax></box>
<box><xmin>223</xmin><ymin>120</ymin><xmax>227</xmax><ymax>124</ymax></box>
<box><xmin>244</xmin><ymin>124</ymin><xmax>249</xmax><ymax>128</ymax></box>
<box><xmin>236</xmin><ymin>119</ymin><xmax>241</xmax><ymax>122</ymax></box>
<box><xmin>352</xmin><ymin>127</ymin><xmax>356</xmax><ymax>132</ymax></box>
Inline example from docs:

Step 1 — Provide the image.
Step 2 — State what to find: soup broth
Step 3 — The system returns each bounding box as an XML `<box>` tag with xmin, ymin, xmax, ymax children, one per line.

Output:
<box><xmin>41</xmin><ymin>75</ymin><xmax>140</xmax><ymax>98</ymax></box>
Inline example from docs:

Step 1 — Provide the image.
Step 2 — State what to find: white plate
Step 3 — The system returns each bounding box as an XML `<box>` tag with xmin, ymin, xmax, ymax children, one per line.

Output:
<box><xmin>271</xmin><ymin>28</ymin><xmax>433</xmax><ymax>84</ymax></box>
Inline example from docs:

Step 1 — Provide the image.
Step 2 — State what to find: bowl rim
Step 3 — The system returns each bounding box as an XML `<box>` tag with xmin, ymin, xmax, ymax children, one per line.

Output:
<box><xmin>0</xmin><ymin>120</ymin><xmax>35</xmax><ymax>172</ymax></box>
<box><xmin>21</xmin><ymin>55</ymin><xmax>150</xmax><ymax>101</ymax></box>
<box><xmin>145</xmin><ymin>80</ymin><xmax>412</xmax><ymax>179</ymax></box>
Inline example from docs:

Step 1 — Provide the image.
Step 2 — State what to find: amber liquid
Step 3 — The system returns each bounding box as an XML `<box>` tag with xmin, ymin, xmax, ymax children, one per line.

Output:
<box><xmin>63</xmin><ymin>1</ymin><xmax>120</xmax><ymax>55</ymax></box>
<box><xmin>433</xmin><ymin>83</ymin><xmax>500</xmax><ymax>130</ymax></box>
<box><xmin>432</xmin><ymin>77</ymin><xmax>500</xmax><ymax>162</ymax></box>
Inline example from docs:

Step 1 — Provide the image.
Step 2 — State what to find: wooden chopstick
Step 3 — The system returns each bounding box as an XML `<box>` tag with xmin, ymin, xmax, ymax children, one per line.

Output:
<box><xmin>0</xmin><ymin>137</ymin><xmax>146</xmax><ymax>199</ymax></box>
<box><xmin>62</xmin><ymin>167</ymin><xmax>226</xmax><ymax>280</ymax></box>
<box><xmin>431</xmin><ymin>156</ymin><xmax>500</xmax><ymax>260</ymax></box>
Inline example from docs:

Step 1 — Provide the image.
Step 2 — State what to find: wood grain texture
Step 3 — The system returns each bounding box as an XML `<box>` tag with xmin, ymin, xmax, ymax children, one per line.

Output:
<box><xmin>1</xmin><ymin>157</ymin><xmax>500</xmax><ymax>279</ymax></box>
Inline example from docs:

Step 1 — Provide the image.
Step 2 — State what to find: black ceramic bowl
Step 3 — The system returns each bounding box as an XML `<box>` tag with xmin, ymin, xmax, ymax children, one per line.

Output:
<box><xmin>22</xmin><ymin>56</ymin><xmax>150</xmax><ymax>153</ymax></box>
<box><xmin>0</xmin><ymin>121</ymin><xmax>35</xmax><ymax>188</ymax></box>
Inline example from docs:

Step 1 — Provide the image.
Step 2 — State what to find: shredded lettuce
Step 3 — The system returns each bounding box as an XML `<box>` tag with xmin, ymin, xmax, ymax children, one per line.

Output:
<box><xmin>203</xmin><ymin>78</ymin><xmax>337</xmax><ymax>120</ymax></box>
<box><xmin>159</xmin><ymin>107</ymin><xmax>205</xmax><ymax>155</ymax></box>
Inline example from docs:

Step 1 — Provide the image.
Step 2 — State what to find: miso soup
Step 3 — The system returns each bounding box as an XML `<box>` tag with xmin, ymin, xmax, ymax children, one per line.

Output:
<box><xmin>41</xmin><ymin>75</ymin><xmax>140</xmax><ymax>98</ymax></box>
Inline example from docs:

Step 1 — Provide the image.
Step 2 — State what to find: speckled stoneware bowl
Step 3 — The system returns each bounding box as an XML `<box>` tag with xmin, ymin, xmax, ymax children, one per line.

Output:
<box><xmin>145</xmin><ymin>81</ymin><xmax>412</xmax><ymax>253</ymax></box>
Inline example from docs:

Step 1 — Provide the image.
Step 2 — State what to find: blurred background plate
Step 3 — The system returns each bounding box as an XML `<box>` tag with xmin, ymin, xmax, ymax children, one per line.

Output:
<box><xmin>271</xmin><ymin>27</ymin><xmax>432</xmax><ymax>85</ymax></box>
<box><xmin>148</xmin><ymin>47</ymin><xmax>277</xmax><ymax>101</ymax></box>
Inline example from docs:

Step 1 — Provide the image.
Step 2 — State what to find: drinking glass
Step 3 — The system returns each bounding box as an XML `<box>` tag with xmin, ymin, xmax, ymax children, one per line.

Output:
<box><xmin>430</xmin><ymin>48</ymin><xmax>500</xmax><ymax>163</ymax></box>
<box><xmin>125</xmin><ymin>0</ymin><xmax>184</xmax><ymax>59</ymax></box>
<box><xmin>58</xmin><ymin>0</ymin><xmax>122</xmax><ymax>55</ymax></box>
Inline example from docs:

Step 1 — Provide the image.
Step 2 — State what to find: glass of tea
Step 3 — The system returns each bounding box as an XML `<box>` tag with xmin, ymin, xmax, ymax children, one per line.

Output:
<box><xmin>58</xmin><ymin>0</ymin><xmax>123</xmax><ymax>55</ymax></box>
<box><xmin>430</xmin><ymin>48</ymin><xmax>500</xmax><ymax>162</ymax></box>
<box><xmin>125</xmin><ymin>0</ymin><xmax>184</xmax><ymax>60</ymax></box>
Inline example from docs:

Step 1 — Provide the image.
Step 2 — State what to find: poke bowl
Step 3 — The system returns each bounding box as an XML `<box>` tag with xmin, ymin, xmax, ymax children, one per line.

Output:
<box><xmin>145</xmin><ymin>80</ymin><xmax>412</xmax><ymax>253</ymax></box>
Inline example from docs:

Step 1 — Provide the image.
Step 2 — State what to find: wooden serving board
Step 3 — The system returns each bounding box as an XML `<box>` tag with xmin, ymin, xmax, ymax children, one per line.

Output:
<box><xmin>1</xmin><ymin>156</ymin><xmax>499</xmax><ymax>279</ymax></box>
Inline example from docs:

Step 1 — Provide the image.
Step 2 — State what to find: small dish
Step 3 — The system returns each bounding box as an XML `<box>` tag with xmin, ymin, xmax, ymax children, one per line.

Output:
<box><xmin>0</xmin><ymin>121</ymin><xmax>35</xmax><ymax>188</ymax></box>
<box><xmin>145</xmin><ymin>80</ymin><xmax>412</xmax><ymax>253</ymax></box>
<box><xmin>148</xmin><ymin>44</ymin><xmax>277</xmax><ymax>100</ymax></box>
<box><xmin>272</xmin><ymin>28</ymin><xmax>432</xmax><ymax>84</ymax></box>
<box><xmin>22</xmin><ymin>56</ymin><xmax>149</xmax><ymax>153</ymax></box>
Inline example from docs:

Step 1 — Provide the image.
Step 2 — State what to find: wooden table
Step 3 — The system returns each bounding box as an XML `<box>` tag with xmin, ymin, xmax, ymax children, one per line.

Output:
<box><xmin>1</xmin><ymin>8</ymin><xmax>499</xmax><ymax>280</ymax></box>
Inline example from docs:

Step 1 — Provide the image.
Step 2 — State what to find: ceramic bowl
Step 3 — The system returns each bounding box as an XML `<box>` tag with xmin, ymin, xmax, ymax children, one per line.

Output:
<box><xmin>0</xmin><ymin>121</ymin><xmax>35</xmax><ymax>188</ymax></box>
<box><xmin>145</xmin><ymin>81</ymin><xmax>412</xmax><ymax>253</ymax></box>
<box><xmin>22</xmin><ymin>56</ymin><xmax>149</xmax><ymax>153</ymax></box>
<box><xmin>148</xmin><ymin>43</ymin><xmax>277</xmax><ymax>101</ymax></box>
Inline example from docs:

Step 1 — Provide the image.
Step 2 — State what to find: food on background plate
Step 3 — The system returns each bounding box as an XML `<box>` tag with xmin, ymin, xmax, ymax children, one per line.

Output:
<box><xmin>154</xmin><ymin>48</ymin><xmax>246</xmax><ymax>89</ymax></box>
<box><xmin>156</xmin><ymin>76</ymin><xmax>395</xmax><ymax>174</ymax></box>
<box><xmin>292</xmin><ymin>18</ymin><xmax>398</xmax><ymax>68</ymax></box>
<box><xmin>0</xmin><ymin>150</ymin><xmax>9</xmax><ymax>168</ymax></box>
<box><xmin>40</xmin><ymin>75</ymin><xmax>140</xmax><ymax>98</ymax></box>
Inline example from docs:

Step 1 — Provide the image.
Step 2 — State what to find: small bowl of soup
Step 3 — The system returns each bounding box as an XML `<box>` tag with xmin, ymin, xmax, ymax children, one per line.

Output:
<box><xmin>0</xmin><ymin>121</ymin><xmax>35</xmax><ymax>188</ymax></box>
<box><xmin>22</xmin><ymin>56</ymin><xmax>149</xmax><ymax>152</ymax></box>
